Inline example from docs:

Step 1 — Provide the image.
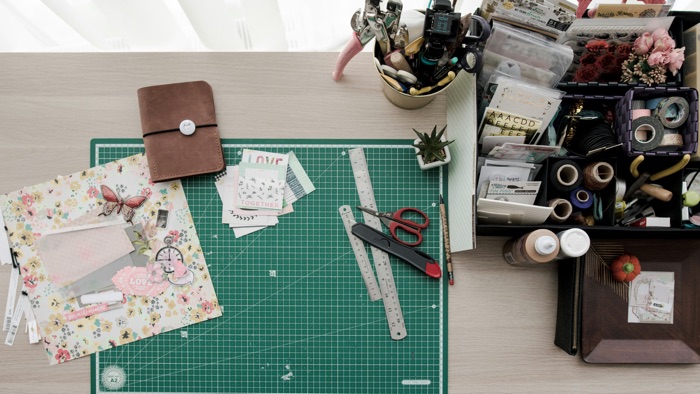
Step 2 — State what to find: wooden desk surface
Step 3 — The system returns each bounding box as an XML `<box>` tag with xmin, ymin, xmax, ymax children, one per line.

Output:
<box><xmin>0</xmin><ymin>52</ymin><xmax>698</xmax><ymax>393</ymax></box>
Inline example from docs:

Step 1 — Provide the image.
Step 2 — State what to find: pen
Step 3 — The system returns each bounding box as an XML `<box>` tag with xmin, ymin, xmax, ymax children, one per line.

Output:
<box><xmin>439</xmin><ymin>195</ymin><xmax>454</xmax><ymax>285</ymax></box>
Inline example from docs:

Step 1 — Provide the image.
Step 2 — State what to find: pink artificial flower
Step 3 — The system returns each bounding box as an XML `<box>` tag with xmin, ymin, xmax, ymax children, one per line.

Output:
<box><xmin>140</xmin><ymin>188</ymin><xmax>152</xmax><ymax>198</ymax></box>
<box><xmin>633</xmin><ymin>33</ymin><xmax>654</xmax><ymax>55</ymax></box>
<box><xmin>653</xmin><ymin>36</ymin><xmax>676</xmax><ymax>53</ymax></box>
<box><xmin>648</xmin><ymin>51</ymin><xmax>671</xmax><ymax>67</ymax></box>
<box><xmin>668</xmin><ymin>47</ymin><xmax>685</xmax><ymax>76</ymax></box>
<box><xmin>651</xmin><ymin>28</ymin><xmax>670</xmax><ymax>42</ymax></box>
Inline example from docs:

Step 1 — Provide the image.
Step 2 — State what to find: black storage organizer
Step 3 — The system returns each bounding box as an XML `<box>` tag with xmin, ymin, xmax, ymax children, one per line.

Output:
<box><xmin>476</xmin><ymin>91</ymin><xmax>700</xmax><ymax>238</ymax></box>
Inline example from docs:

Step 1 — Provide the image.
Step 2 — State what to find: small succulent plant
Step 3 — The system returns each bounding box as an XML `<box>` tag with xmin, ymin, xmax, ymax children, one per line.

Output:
<box><xmin>412</xmin><ymin>125</ymin><xmax>454</xmax><ymax>164</ymax></box>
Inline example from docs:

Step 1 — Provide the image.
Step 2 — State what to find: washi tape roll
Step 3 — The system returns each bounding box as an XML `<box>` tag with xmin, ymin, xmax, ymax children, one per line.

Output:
<box><xmin>582</xmin><ymin>162</ymin><xmax>614</xmax><ymax>191</ymax></box>
<box><xmin>570</xmin><ymin>187</ymin><xmax>593</xmax><ymax>210</ymax></box>
<box><xmin>631</xmin><ymin>100</ymin><xmax>646</xmax><ymax>110</ymax></box>
<box><xmin>631</xmin><ymin>109</ymin><xmax>651</xmax><ymax>120</ymax></box>
<box><xmin>645</xmin><ymin>97</ymin><xmax>665</xmax><ymax>110</ymax></box>
<box><xmin>631</xmin><ymin>116</ymin><xmax>665</xmax><ymax>151</ymax></box>
<box><xmin>656</xmin><ymin>128</ymin><xmax>684</xmax><ymax>151</ymax></box>
<box><xmin>653</xmin><ymin>96</ymin><xmax>690</xmax><ymax>128</ymax></box>
<box><xmin>547</xmin><ymin>198</ymin><xmax>573</xmax><ymax>223</ymax></box>
<box><xmin>549</xmin><ymin>160</ymin><xmax>582</xmax><ymax>192</ymax></box>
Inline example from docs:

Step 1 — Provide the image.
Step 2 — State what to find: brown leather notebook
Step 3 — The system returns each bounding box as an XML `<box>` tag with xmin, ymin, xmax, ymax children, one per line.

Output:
<box><xmin>138</xmin><ymin>81</ymin><xmax>225</xmax><ymax>182</ymax></box>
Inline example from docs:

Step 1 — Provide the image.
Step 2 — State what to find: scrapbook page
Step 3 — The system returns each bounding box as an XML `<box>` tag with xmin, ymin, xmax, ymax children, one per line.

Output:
<box><xmin>0</xmin><ymin>153</ymin><xmax>221</xmax><ymax>365</ymax></box>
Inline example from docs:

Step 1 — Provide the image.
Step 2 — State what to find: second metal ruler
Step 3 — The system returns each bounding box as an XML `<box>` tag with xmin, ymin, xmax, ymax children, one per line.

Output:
<box><xmin>348</xmin><ymin>147</ymin><xmax>406</xmax><ymax>341</ymax></box>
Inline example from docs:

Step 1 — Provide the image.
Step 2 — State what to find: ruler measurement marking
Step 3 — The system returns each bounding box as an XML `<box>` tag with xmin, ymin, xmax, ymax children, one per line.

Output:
<box><xmin>349</xmin><ymin>148</ymin><xmax>407</xmax><ymax>341</ymax></box>
<box><xmin>339</xmin><ymin>206</ymin><xmax>382</xmax><ymax>302</ymax></box>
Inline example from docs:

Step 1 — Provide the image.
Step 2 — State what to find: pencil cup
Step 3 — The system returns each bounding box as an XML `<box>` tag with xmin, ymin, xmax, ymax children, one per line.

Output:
<box><xmin>373</xmin><ymin>42</ymin><xmax>454</xmax><ymax>110</ymax></box>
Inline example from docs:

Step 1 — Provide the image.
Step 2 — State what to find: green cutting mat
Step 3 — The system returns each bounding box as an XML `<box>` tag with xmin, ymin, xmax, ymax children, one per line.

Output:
<box><xmin>90</xmin><ymin>139</ymin><xmax>447</xmax><ymax>394</ymax></box>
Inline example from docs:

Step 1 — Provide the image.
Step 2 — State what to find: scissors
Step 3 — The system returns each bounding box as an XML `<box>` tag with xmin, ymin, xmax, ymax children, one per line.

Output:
<box><xmin>453</xmin><ymin>15</ymin><xmax>491</xmax><ymax>74</ymax></box>
<box><xmin>357</xmin><ymin>206</ymin><xmax>429</xmax><ymax>246</ymax></box>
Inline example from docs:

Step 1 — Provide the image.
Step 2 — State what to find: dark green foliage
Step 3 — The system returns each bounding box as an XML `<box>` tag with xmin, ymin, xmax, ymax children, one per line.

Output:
<box><xmin>412</xmin><ymin>125</ymin><xmax>454</xmax><ymax>164</ymax></box>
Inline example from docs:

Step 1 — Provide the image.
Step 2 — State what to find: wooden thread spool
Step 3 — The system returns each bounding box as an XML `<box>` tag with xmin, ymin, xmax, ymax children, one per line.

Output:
<box><xmin>583</xmin><ymin>162</ymin><xmax>614</xmax><ymax>191</ymax></box>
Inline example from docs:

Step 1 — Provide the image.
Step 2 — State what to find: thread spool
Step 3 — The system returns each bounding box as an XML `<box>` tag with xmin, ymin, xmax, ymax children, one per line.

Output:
<box><xmin>550</xmin><ymin>160</ymin><xmax>582</xmax><ymax>192</ymax></box>
<box><xmin>503</xmin><ymin>229</ymin><xmax>560</xmax><ymax>266</ymax></box>
<box><xmin>570</xmin><ymin>187</ymin><xmax>593</xmax><ymax>210</ymax></box>
<box><xmin>555</xmin><ymin>228</ymin><xmax>590</xmax><ymax>260</ymax></box>
<box><xmin>582</xmin><ymin>162</ymin><xmax>614</xmax><ymax>191</ymax></box>
<box><xmin>547</xmin><ymin>199</ymin><xmax>573</xmax><ymax>223</ymax></box>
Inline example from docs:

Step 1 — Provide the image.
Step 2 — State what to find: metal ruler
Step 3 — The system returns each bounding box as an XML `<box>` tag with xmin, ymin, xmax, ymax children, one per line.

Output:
<box><xmin>339</xmin><ymin>206</ymin><xmax>382</xmax><ymax>302</ymax></box>
<box><xmin>348</xmin><ymin>148</ymin><xmax>406</xmax><ymax>340</ymax></box>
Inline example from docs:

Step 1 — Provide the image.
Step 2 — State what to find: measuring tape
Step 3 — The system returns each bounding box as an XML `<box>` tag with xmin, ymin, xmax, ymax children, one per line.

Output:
<box><xmin>348</xmin><ymin>148</ymin><xmax>406</xmax><ymax>341</ymax></box>
<box><xmin>339</xmin><ymin>206</ymin><xmax>382</xmax><ymax>302</ymax></box>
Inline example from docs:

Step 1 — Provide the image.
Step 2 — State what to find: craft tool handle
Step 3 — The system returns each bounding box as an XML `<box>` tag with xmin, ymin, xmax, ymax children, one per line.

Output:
<box><xmin>639</xmin><ymin>184</ymin><xmax>672</xmax><ymax>202</ymax></box>
<box><xmin>333</xmin><ymin>33</ymin><xmax>364</xmax><ymax>81</ymax></box>
<box><xmin>351</xmin><ymin>223</ymin><xmax>441</xmax><ymax>278</ymax></box>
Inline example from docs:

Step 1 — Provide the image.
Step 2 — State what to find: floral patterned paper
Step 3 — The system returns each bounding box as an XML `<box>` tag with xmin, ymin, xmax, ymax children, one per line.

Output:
<box><xmin>0</xmin><ymin>153</ymin><xmax>221</xmax><ymax>365</ymax></box>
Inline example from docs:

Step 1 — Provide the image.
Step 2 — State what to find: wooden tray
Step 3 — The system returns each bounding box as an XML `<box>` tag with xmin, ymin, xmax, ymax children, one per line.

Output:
<box><xmin>581</xmin><ymin>239</ymin><xmax>700</xmax><ymax>363</ymax></box>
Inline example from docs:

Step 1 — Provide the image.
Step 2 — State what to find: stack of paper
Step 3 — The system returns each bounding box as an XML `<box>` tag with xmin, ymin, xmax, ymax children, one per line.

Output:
<box><xmin>214</xmin><ymin>150</ymin><xmax>315</xmax><ymax>237</ymax></box>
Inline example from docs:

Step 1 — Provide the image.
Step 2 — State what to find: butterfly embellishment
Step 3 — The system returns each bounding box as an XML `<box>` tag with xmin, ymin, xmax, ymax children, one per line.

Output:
<box><xmin>98</xmin><ymin>185</ymin><xmax>147</xmax><ymax>225</ymax></box>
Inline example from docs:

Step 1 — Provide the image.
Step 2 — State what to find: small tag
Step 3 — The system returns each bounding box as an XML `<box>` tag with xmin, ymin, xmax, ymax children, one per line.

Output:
<box><xmin>112</xmin><ymin>266</ymin><xmax>170</xmax><ymax>296</ymax></box>
<box><xmin>3</xmin><ymin>266</ymin><xmax>19</xmax><ymax>331</ymax></box>
<box><xmin>0</xmin><ymin>213</ymin><xmax>12</xmax><ymax>265</ymax></box>
<box><xmin>5</xmin><ymin>293</ymin><xmax>27</xmax><ymax>346</ymax></box>
<box><xmin>648</xmin><ymin>299</ymin><xmax>672</xmax><ymax>314</ymax></box>
<box><xmin>24</xmin><ymin>297</ymin><xmax>40</xmax><ymax>344</ymax></box>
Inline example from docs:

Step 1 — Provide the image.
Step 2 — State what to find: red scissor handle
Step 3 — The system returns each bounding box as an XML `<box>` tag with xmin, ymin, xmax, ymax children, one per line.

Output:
<box><xmin>389</xmin><ymin>222</ymin><xmax>423</xmax><ymax>246</ymax></box>
<box><xmin>393</xmin><ymin>207</ymin><xmax>429</xmax><ymax>229</ymax></box>
<box><xmin>389</xmin><ymin>208</ymin><xmax>429</xmax><ymax>246</ymax></box>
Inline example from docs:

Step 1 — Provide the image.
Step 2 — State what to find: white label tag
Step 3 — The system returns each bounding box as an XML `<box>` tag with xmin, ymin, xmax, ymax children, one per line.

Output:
<box><xmin>4</xmin><ymin>293</ymin><xmax>26</xmax><ymax>346</ymax></box>
<box><xmin>0</xmin><ymin>211</ymin><xmax>12</xmax><ymax>265</ymax></box>
<box><xmin>3</xmin><ymin>267</ymin><xmax>19</xmax><ymax>332</ymax></box>
<box><xmin>24</xmin><ymin>296</ymin><xmax>40</xmax><ymax>344</ymax></box>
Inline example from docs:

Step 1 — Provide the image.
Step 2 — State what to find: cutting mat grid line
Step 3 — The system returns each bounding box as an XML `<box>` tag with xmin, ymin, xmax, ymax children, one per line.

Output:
<box><xmin>91</xmin><ymin>140</ymin><xmax>446</xmax><ymax>394</ymax></box>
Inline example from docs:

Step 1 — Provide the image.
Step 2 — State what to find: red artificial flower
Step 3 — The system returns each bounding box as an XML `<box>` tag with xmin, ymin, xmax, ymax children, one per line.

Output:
<box><xmin>585</xmin><ymin>40</ymin><xmax>609</xmax><ymax>53</ymax></box>
<box><xmin>596</xmin><ymin>53</ymin><xmax>617</xmax><ymax>68</ymax></box>
<box><xmin>573</xmin><ymin>65</ymin><xmax>600</xmax><ymax>83</ymax></box>
<box><xmin>616</xmin><ymin>43</ymin><xmax>633</xmax><ymax>58</ymax></box>
<box><xmin>579</xmin><ymin>53</ymin><xmax>598</xmax><ymax>65</ymax></box>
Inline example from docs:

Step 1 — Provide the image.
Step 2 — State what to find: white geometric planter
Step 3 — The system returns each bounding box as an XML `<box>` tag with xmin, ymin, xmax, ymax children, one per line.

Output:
<box><xmin>414</xmin><ymin>137</ymin><xmax>452</xmax><ymax>170</ymax></box>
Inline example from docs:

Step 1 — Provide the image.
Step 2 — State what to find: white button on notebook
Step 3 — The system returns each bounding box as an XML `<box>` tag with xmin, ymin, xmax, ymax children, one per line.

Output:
<box><xmin>179</xmin><ymin>119</ymin><xmax>196</xmax><ymax>135</ymax></box>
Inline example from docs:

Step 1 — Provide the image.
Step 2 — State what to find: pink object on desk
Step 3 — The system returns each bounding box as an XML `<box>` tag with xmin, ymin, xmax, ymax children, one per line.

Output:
<box><xmin>332</xmin><ymin>34</ymin><xmax>364</xmax><ymax>81</ymax></box>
